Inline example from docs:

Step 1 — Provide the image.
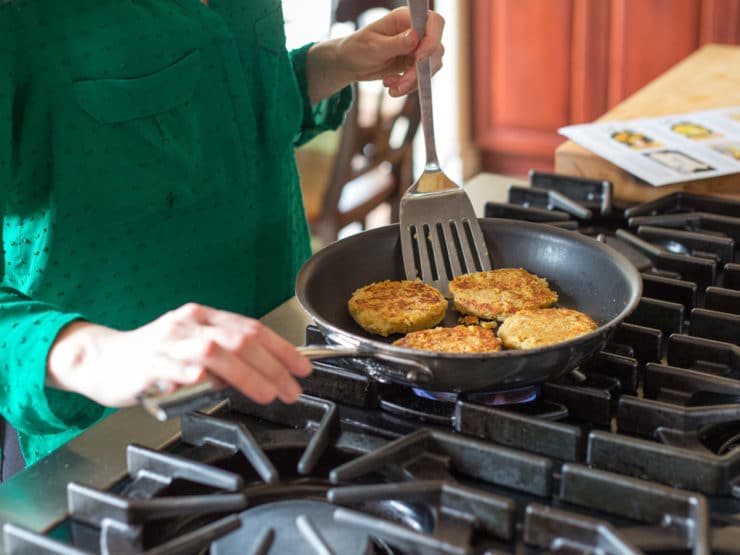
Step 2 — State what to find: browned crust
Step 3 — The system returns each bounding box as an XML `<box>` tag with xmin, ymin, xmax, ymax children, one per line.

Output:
<box><xmin>449</xmin><ymin>268</ymin><xmax>558</xmax><ymax>320</ymax></box>
<box><xmin>348</xmin><ymin>280</ymin><xmax>448</xmax><ymax>337</ymax></box>
<box><xmin>392</xmin><ymin>325</ymin><xmax>502</xmax><ymax>353</ymax></box>
<box><xmin>498</xmin><ymin>308</ymin><xmax>598</xmax><ymax>350</ymax></box>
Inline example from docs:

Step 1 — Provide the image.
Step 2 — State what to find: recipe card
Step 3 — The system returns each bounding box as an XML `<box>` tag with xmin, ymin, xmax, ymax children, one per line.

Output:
<box><xmin>559</xmin><ymin>106</ymin><xmax>740</xmax><ymax>186</ymax></box>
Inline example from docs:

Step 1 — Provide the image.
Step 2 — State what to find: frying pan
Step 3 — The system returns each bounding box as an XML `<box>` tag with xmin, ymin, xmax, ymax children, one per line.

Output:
<box><xmin>295</xmin><ymin>218</ymin><xmax>642</xmax><ymax>393</ymax></box>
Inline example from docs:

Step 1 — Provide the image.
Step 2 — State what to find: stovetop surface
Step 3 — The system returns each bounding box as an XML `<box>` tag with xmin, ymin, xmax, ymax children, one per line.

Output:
<box><xmin>2</xmin><ymin>173</ymin><xmax>739</xmax><ymax>554</ymax></box>
<box><xmin>14</xmin><ymin>382</ymin><xmax>740</xmax><ymax>554</ymax></box>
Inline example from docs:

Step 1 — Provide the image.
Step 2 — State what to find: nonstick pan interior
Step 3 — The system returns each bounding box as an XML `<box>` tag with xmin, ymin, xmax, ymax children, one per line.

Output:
<box><xmin>296</xmin><ymin>219</ymin><xmax>641</xmax><ymax>391</ymax></box>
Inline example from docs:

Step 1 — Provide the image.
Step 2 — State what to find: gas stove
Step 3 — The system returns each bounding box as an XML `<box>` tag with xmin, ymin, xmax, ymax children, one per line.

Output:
<box><xmin>2</xmin><ymin>172</ymin><xmax>740</xmax><ymax>554</ymax></box>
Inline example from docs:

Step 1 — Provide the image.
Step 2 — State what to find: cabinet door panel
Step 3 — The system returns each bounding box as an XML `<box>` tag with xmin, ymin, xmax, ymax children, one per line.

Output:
<box><xmin>608</xmin><ymin>0</ymin><xmax>701</xmax><ymax>105</ymax></box>
<box><xmin>570</xmin><ymin>0</ymin><xmax>611</xmax><ymax>123</ymax></box>
<box><xmin>471</xmin><ymin>0</ymin><xmax>739</xmax><ymax>176</ymax></box>
<box><xmin>472</xmin><ymin>0</ymin><xmax>573</xmax><ymax>173</ymax></box>
<box><xmin>700</xmin><ymin>0</ymin><xmax>740</xmax><ymax>44</ymax></box>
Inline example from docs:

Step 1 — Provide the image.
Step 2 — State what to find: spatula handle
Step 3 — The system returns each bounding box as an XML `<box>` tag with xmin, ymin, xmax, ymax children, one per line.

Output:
<box><xmin>408</xmin><ymin>0</ymin><xmax>439</xmax><ymax>170</ymax></box>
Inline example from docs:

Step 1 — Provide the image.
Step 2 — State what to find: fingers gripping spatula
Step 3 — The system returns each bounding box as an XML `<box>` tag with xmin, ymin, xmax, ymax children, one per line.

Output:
<box><xmin>400</xmin><ymin>0</ymin><xmax>490</xmax><ymax>296</ymax></box>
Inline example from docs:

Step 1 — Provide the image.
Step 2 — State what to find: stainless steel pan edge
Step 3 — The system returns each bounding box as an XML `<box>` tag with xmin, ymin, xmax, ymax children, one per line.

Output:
<box><xmin>294</xmin><ymin>218</ymin><xmax>643</xmax><ymax>392</ymax></box>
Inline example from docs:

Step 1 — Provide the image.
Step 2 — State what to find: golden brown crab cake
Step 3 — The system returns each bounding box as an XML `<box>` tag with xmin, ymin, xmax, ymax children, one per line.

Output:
<box><xmin>449</xmin><ymin>268</ymin><xmax>558</xmax><ymax>321</ymax></box>
<box><xmin>392</xmin><ymin>325</ymin><xmax>502</xmax><ymax>353</ymax></box>
<box><xmin>348</xmin><ymin>280</ymin><xmax>447</xmax><ymax>337</ymax></box>
<box><xmin>497</xmin><ymin>308</ymin><xmax>598</xmax><ymax>350</ymax></box>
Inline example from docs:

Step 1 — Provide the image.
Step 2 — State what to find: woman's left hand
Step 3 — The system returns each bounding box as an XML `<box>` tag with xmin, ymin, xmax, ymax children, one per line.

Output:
<box><xmin>306</xmin><ymin>7</ymin><xmax>445</xmax><ymax>102</ymax></box>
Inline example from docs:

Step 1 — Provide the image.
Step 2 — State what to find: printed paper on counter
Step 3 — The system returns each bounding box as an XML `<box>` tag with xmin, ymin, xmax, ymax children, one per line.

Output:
<box><xmin>559</xmin><ymin>106</ymin><xmax>740</xmax><ymax>186</ymax></box>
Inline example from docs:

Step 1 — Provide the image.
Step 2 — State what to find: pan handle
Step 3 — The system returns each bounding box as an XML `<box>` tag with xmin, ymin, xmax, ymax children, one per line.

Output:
<box><xmin>298</xmin><ymin>344</ymin><xmax>435</xmax><ymax>386</ymax></box>
<box><xmin>138</xmin><ymin>345</ymin><xmax>434</xmax><ymax>420</ymax></box>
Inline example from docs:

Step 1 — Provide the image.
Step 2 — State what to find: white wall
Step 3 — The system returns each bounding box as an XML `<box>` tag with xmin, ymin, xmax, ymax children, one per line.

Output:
<box><xmin>282</xmin><ymin>0</ymin><xmax>334</xmax><ymax>49</ymax></box>
<box><xmin>281</xmin><ymin>0</ymin><xmax>465</xmax><ymax>183</ymax></box>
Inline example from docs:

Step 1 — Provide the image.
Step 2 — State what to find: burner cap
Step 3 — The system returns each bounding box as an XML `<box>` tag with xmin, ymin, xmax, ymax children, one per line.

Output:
<box><xmin>211</xmin><ymin>500</ymin><xmax>374</xmax><ymax>555</ymax></box>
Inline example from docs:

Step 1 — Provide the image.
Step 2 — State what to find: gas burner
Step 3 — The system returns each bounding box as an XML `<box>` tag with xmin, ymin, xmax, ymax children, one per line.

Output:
<box><xmin>380</xmin><ymin>385</ymin><xmax>568</xmax><ymax>430</ymax></box>
<box><xmin>412</xmin><ymin>384</ymin><xmax>539</xmax><ymax>406</ymax></box>
<box><xmin>211</xmin><ymin>500</ymin><xmax>392</xmax><ymax>555</ymax></box>
<box><xmin>464</xmin><ymin>385</ymin><xmax>539</xmax><ymax>406</ymax></box>
<box><xmin>700</xmin><ymin>422</ymin><xmax>740</xmax><ymax>456</ymax></box>
<box><xmin>411</xmin><ymin>387</ymin><xmax>457</xmax><ymax>403</ymax></box>
<box><xmin>380</xmin><ymin>388</ymin><xmax>455</xmax><ymax>425</ymax></box>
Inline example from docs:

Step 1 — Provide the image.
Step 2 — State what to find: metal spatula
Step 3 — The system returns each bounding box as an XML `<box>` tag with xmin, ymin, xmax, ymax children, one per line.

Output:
<box><xmin>400</xmin><ymin>0</ymin><xmax>490</xmax><ymax>296</ymax></box>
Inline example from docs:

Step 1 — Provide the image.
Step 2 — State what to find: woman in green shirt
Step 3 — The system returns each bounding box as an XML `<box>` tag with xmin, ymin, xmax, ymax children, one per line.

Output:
<box><xmin>0</xmin><ymin>0</ymin><xmax>444</xmax><ymax>474</ymax></box>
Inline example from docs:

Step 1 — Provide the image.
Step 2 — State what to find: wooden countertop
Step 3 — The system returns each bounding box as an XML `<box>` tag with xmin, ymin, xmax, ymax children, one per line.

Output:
<box><xmin>555</xmin><ymin>44</ymin><xmax>740</xmax><ymax>202</ymax></box>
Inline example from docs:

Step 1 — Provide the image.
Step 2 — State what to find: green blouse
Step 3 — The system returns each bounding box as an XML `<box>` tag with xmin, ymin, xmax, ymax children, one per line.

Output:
<box><xmin>0</xmin><ymin>0</ymin><xmax>351</xmax><ymax>466</ymax></box>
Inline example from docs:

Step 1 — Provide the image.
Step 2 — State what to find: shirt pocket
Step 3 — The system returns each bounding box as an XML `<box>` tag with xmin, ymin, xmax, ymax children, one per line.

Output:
<box><xmin>68</xmin><ymin>50</ymin><xmax>205</xmax><ymax>230</ymax></box>
<box><xmin>73</xmin><ymin>50</ymin><xmax>202</xmax><ymax>124</ymax></box>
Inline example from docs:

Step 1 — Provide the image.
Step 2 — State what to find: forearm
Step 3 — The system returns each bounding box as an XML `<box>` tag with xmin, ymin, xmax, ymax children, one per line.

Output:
<box><xmin>46</xmin><ymin>320</ymin><xmax>111</xmax><ymax>394</ymax></box>
<box><xmin>0</xmin><ymin>287</ymin><xmax>106</xmax><ymax>436</ymax></box>
<box><xmin>305</xmin><ymin>38</ymin><xmax>354</xmax><ymax>104</ymax></box>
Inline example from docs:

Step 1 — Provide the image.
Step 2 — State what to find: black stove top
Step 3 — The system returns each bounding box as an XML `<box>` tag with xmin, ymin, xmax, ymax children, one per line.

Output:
<box><xmin>4</xmin><ymin>172</ymin><xmax>740</xmax><ymax>554</ymax></box>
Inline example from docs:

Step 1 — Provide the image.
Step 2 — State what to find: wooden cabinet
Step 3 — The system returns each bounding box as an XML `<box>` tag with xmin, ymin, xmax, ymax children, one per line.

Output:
<box><xmin>470</xmin><ymin>0</ymin><xmax>740</xmax><ymax>176</ymax></box>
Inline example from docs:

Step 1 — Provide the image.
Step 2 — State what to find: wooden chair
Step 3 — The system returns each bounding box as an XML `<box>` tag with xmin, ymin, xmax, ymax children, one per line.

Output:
<box><xmin>300</xmin><ymin>0</ymin><xmax>421</xmax><ymax>247</ymax></box>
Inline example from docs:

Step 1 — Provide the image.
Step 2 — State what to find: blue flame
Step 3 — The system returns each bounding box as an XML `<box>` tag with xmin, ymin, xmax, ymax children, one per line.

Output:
<box><xmin>412</xmin><ymin>385</ymin><xmax>538</xmax><ymax>406</ymax></box>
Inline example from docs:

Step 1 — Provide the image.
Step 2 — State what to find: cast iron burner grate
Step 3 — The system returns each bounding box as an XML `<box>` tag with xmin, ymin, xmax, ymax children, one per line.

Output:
<box><xmin>6</xmin><ymin>375</ymin><xmax>740</xmax><ymax>554</ymax></box>
<box><xmin>3</xmin><ymin>395</ymin><xmax>590</xmax><ymax>555</ymax></box>
<box><xmin>3</xmin><ymin>396</ymin><xmax>412</xmax><ymax>554</ymax></box>
<box><xmin>5</xmin><ymin>172</ymin><xmax>740</xmax><ymax>555</ymax></box>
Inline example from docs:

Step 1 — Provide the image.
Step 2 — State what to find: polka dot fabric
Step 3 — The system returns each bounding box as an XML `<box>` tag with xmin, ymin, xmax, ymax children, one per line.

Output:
<box><xmin>0</xmin><ymin>0</ymin><xmax>351</xmax><ymax>467</ymax></box>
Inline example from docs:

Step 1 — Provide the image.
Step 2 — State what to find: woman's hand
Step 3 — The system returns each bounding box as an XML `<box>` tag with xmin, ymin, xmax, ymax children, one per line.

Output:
<box><xmin>46</xmin><ymin>303</ymin><xmax>312</xmax><ymax>407</ymax></box>
<box><xmin>307</xmin><ymin>7</ymin><xmax>445</xmax><ymax>102</ymax></box>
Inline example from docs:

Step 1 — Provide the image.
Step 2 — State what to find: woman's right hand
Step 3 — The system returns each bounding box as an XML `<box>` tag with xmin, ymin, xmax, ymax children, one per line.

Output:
<box><xmin>46</xmin><ymin>303</ymin><xmax>312</xmax><ymax>407</ymax></box>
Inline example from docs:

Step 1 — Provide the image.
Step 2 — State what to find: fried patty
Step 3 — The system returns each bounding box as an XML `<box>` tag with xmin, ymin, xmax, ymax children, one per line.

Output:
<box><xmin>392</xmin><ymin>325</ymin><xmax>502</xmax><ymax>353</ymax></box>
<box><xmin>348</xmin><ymin>279</ymin><xmax>448</xmax><ymax>337</ymax></box>
<box><xmin>497</xmin><ymin>308</ymin><xmax>598</xmax><ymax>350</ymax></box>
<box><xmin>449</xmin><ymin>268</ymin><xmax>558</xmax><ymax>321</ymax></box>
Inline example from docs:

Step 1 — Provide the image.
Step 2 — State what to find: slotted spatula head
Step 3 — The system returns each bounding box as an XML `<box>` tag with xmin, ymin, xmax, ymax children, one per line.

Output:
<box><xmin>400</xmin><ymin>176</ymin><xmax>491</xmax><ymax>295</ymax></box>
<box><xmin>400</xmin><ymin>0</ymin><xmax>490</xmax><ymax>295</ymax></box>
